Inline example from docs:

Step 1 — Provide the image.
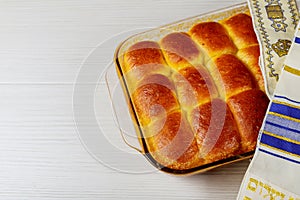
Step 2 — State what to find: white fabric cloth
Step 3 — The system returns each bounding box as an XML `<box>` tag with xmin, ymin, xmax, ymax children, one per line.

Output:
<box><xmin>237</xmin><ymin>23</ymin><xmax>300</xmax><ymax>200</ymax></box>
<box><xmin>247</xmin><ymin>0</ymin><xmax>299</xmax><ymax>97</ymax></box>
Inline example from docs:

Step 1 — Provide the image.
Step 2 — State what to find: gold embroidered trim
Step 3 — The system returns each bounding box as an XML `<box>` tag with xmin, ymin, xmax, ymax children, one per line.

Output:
<box><xmin>284</xmin><ymin>65</ymin><xmax>300</xmax><ymax>76</ymax></box>
<box><xmin>273</xmin><ymin>100</ymin><xmax>300</xmax><ymax>110</ymax></box>
<box><xmin>269</xmin><ymin>111</ymin><xmax>300</xmax><ymax>123</ymax></box>
<box><xmin>260</xmin><ymin>143</ymin><xmax>300</xmax><ymax>158</ymax></box>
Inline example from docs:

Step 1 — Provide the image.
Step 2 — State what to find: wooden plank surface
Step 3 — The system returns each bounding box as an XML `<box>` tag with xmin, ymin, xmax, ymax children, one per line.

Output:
<box><xmin>0</xmin><ymin>0</ymin><xmax>298</xmax><ymax>199</ymax></box>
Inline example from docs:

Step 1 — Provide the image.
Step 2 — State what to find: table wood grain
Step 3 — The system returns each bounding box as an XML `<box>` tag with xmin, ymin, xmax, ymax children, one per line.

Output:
<box><xmin>0</xmin><ymin>0</ymin><xmax>298</xmax><ymax>199</ymax></box>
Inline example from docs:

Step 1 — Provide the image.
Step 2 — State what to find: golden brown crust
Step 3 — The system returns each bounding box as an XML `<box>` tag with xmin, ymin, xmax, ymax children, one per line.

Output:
<box><xmin>210</xmin><ymin>54</ymin><xmax>255</xmax><ymax>99</ymax></box>
<box><xmin>132</xmin><ymin>80</ymin><xmax>179</xmax><ymax>126</ymax></box>
<box><xmin>237</xmin><ymin>45</ymin><xmax>265</xmax><ymax>91</ymax></box>
<box><xmin>173</xmin><ymin>66</ymin><xmax>218</xmax><ymax>107</ymax></box>
<box><xmin>119</xmin><ymin>12</ymin><xmax>268</xmax><ymax>171</ymax></box>
<box><xmin>145</xmin><ymin>111</ymin><xmax>200</xmax><ymax>169</ymax></box>
<box><xmin>160</xmin><ymin>32</ymin><xmax>203</xmax><ymax>70</ymax></box>
<box><xmin>227</xmin><ymin>89</ymin><xmax>269</xmax><ymax>152</ymax></box>
<box><xmin>190</xmin><ymin>99</ymin><xmax>240</xmax><ymax>163</ymax></box>
<box><xmin>189</xmin><ymin>22</ymin><xmax>237</xmax><ymax>58</ymax></box>
<box><xmin>124</xmin><ymin>41</ymin><xmax>165</xmax><ymax>70</ymax></box>
<box><xmin>123</xmin><ymin>41</ymin><xmax>169</xmax><ymax>82</ymax></box>
<box><xmin>222</xmin><ymin>13</ymin><xmax>258</xmax><ymax>49</ymax></box>
<box><xmin>137</xmin><ymin>73</ymin><xmax>175</xmax><ymax>91</ymax></box>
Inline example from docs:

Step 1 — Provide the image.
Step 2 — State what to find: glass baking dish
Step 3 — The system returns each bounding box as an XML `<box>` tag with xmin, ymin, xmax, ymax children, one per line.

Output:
<box><xmin>107</xmin><ymin>2</ymin><xmax>269</xmax><ymax>175</ymax></box>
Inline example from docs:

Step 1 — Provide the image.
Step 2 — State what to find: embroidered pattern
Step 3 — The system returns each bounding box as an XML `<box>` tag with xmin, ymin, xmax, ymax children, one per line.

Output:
<box><xmin>253</xmin><ymin>0</ymin><xmax>278</xmax><ymax>80</ymax></box>
<box><xmin>265</xmin><ymin>1</ymin><xmax>288</xmax><ymax>32</ymax></box>
<box><xmin>271</xmin><ymin>39</ymin><xmax>292</xmax><ymax>57</ymax></box>
<box><xmin>249</xmin><ymin>0</ymin><xmax>299</xmax><ymax>95</ymax></box>
<box><xmin>287</xmin><ymin>0</ymin><xmax>300</xmax><ymax>29</ymax></box>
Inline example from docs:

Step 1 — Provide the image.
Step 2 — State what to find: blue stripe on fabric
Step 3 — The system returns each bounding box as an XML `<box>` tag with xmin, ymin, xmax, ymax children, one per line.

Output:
<box><xmin>274</xmin><ymin>95</ymin><xmax>300</xmax><ymax>105</ymax></box>
<box><xmin>264</xmin><ymin>122</ymin><xmax>300</xmax><ymax>143</ymax></box>
<box><xmin>259</xmin><ymin>148</ymin><xmax>300</xmax><ymax>165</ymax></box>
<box><xmin>265</xmin><ymin>121</ymin><xmax>300</xmax><ymax>134</ymax></box>
<box><xmin>266</xmin><ymin>114</ymin><xmax>300</xmax><ymax>132</ymax></box>
<box><xmin>261</xmin><ymin>133</ymin><xmax>300</xmax><ymax>156</ymax></box>
<box><xmin>295</xmin><ymin>37</ymin><xmax>300</xmax><ymax>44</ymax></box>
<box><xmin>269</xmin><ymin>103</ymin><xmax>300</xmax><ymax>120</ymax></box>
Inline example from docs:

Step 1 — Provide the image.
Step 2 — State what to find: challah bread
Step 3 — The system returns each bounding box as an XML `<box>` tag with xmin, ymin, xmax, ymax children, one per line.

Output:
<box><xmin>189</xmin><ymin>22</ymin><xmax>237</xmax><ymax>60</ymax></box>
<box><xmin>227</xmin><ymin>89</ymin><xmax>269</xmax><ymax>152</ymax></box>
<box><xmin>123</xmin><ymin>41</ymin><xmax>170</xmax><ymax>90</ymax></box>
<box><xmin>208</xmin><ymin>54</ymin><xmax>255</xmax><ymax>99</ymax></box>
<box><xmin>120</xmin><ymin>12</ymin><xmax>269</xmax><ymax>171</ymax></box>
<box><xmin>160</xmin><ymin>32</ymin><xmax>218</xmax><ymax>109</ymax></box>
<box><xmin>237</xmin><ymin>44</ymin><xmax>265</xmax><ymax>91</ymax></box>
<box><xmin>124</xmin><ymin>41</ymin><xmax>165</xmax><ymax>72</ymax></box>
<box><xmin>143</xmin><ymin>110</ymin><xmax>200</xmax><ymax>170</ymax></box>
<box><xmin>221</xmin><ymin>13</ymin><xmax>258</xmax><ymax>49</ymax></box>
<box><xmin>172</xmin><ymin>66</ymin><xmax>218</xmax><ymax>109</ymax></box>
<box><xmin>131</xmin><ymin>74</ymin><xmax>179</xmax><ymax>126</ymax></box>
<box><xmin>190</xmin><ymin>99</ymin><xmax>241</xmax><ymax>164</ymax></box>
<box><xmin>160</xmin><ymin>32</ymin><xmax>203</xmax><ymax>70</ymax></box>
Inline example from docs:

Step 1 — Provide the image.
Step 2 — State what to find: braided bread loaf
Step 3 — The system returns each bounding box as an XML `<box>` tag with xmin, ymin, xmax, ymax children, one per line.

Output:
<box><xmin>122</xmin><ymin>13</ymin><xmax>269</xmax><ymax>170</ymax></box>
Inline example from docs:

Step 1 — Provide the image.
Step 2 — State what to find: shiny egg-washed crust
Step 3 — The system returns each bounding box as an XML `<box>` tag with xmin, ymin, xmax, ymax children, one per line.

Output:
<box><xmin>173</xmin><ymin>66</ymin><xmax>218</xmax><ymax>108</ymax></box>
<box><xmin>189</xmin><ymin>22</ymin><xmax>237</xmax><ymax>59</ymax></box>
<box><xmin>209</xmin><ymin>54</ymin><xmax>255</xmax><ymax>99</ymax></box>
<box><xmin>160</xmin><ymin>32</ymin><xmax>203</xmax><ymax>70</ymax></box>
<box><xmin>190</xmin><ymin>99</ymin><xmax>241</xmax><ymax>164</ymax></box>
<box><xmin>121</xmin><ymin>12</ymin><xmax>269</xmax><ymax>170</ymax></box>
<box><xmin>144</xmin><ymin>110</ymin><xmax>201</xmax><ymax>170</ymax></box>
<box><xmin>131</xmin><ymin>80</ymin><xmax>179</xmax><ymax>126</ymax></box>
<box><xmin>227</xmin><ymin>89</ymin><xmax>269</xmax><ymax>152</ymax></box>
<box><xmin>221</xmin><ymin>13</ymin><xmax>258</xmax><ymax>49</ymax></box>
<box><xmin>124</xmin><ymin>41</ymin><xmax>165</xmax><ymax>70</ymax></box>
<box><xmin>237</xmin><ymin>45</ymin><xmax>265</xmax><ymax>92</ymax></box>
<box><xmin>123</xmin><ymin>41</ymin><xmax>170</xmax><ymax>86</ymax></box>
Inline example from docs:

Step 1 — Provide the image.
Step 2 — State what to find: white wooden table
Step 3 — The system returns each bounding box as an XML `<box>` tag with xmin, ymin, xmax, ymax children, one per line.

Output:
<box><xmin>0</xmin><ymin>0</ymin><xmax>298</xmax><ymax>199</ymax></box>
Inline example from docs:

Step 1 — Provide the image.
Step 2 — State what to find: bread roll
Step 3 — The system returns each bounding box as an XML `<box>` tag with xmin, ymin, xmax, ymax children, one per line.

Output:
<box><xmin>221</xmin><ymin>13</ymin><xmax>258</xmax><ymax>49</ymax></box>
<box><xmin>131</xmin><ymin>75</ymin><xmax>179</xmax><ymax>126</ymax></box>
<box><xmin>237</xmin><ymin>45</ymin><xmax>265</xmax><ymax>91</ymax></box>
<box><xmin>160</xmin><ymin>32</ymin><xmax>203</xmax><ymax>70</ymax></box>
<box><xmin>190</xmin><ymin>99</ymin><xmax>240</xmax><ymax>163</ymax></box>
<box><xmin>227</xmin><ymin>89</ymin><xmax>269</xmax><ymax>152</ymax></box>
<box><xmin>189</xmin><ymin>22</ymin><xmax>237</xmax><ymax>59</ymax></box>
<box><xmin>123</xmin><ymin>41</ymin><xmax>170</xmax><ymax>88</ymax></box>
<box><xmin>124</xmin><ymin>41</ymin><xmax>165</xmax><ymax>71</ymax></box>
<box><xmin>208</xmin><ymin>54</ymin><xmax>255</xmax><ymax>99</ymax></box>
<box><xmin>144</xmin><ymin>110</ymin><xmax>200</xmax><ymax>169</ymax></box>
<box><xmin>173</xmin><ymin>66</ymin><xmax>218</xmax><ymax>108</ymax></box>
